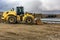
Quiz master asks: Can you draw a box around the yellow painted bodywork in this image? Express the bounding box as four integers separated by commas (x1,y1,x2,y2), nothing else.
2,10,34,22
23,13,34,21
2,11,16,21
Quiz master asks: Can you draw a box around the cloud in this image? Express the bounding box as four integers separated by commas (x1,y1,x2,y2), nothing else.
0,0,42,13
41,0,60,10
20,0,42,13
0,0,60,13
0,0,21,11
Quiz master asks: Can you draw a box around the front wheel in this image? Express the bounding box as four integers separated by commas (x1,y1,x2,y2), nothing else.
25,17,33,24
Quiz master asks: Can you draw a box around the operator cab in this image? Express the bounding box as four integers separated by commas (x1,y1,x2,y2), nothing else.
16,6,24,15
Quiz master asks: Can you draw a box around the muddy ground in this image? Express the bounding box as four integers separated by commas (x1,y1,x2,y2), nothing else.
0,23,60,40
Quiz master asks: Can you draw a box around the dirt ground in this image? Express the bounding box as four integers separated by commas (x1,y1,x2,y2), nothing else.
0,23,60,40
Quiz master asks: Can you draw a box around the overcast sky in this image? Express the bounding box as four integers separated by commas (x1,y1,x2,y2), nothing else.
0,0,60,13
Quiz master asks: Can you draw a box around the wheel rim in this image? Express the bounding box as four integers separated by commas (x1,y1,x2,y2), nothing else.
27,19,32,23
9,18,14,22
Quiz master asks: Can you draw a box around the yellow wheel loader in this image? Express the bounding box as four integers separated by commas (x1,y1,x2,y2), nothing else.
1,6,34,24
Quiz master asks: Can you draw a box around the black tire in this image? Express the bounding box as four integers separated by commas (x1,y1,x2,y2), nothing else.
25,17,33,24
8,16,16,24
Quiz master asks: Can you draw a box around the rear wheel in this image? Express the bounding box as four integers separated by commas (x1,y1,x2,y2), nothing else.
25,17,33,24
8,16,16,24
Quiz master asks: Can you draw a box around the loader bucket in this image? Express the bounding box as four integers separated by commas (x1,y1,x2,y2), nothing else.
35,18,43,25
